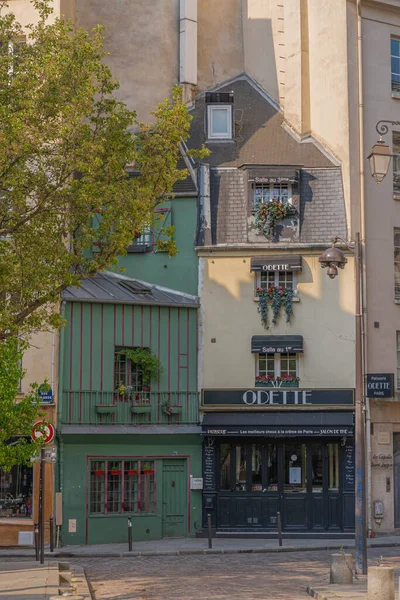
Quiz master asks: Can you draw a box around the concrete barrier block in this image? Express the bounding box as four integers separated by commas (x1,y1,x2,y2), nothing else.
330,553,353,585
368,566,394,600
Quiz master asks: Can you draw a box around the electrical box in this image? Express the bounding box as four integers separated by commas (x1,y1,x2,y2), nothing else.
374,501,384,517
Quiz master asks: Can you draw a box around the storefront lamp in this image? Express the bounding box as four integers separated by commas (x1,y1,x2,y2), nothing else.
367,139,392,184
318,240,348,279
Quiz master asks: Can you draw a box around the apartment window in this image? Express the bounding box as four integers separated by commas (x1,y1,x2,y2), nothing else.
207,105,232,139
90,459,155,515
114,349,144,394
392,38,400,92
254,183,291,207
259,270,294,291
395,229,400,299
393,132,400,198
257,353,298,379
397,332,400,389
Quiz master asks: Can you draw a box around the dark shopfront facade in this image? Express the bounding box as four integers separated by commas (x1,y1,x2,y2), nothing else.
201,389,355,536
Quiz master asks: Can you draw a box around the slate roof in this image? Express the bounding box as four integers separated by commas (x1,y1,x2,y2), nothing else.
187,77,334,168
173,156,197,195
62,272,199,308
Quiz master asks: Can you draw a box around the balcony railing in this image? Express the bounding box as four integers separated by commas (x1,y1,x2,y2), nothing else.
61,390,199,425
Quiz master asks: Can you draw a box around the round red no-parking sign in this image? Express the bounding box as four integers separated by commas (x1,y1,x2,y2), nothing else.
31,421,55,444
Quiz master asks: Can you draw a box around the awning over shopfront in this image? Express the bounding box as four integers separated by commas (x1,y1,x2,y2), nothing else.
250,255,302,272
201,411,354,437
251,335,303,354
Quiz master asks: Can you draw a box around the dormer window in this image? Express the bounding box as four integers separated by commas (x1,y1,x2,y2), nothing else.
207,105,232,140
254,182,292,207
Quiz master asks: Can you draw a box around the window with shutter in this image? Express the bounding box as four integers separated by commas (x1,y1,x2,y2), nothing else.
153,206,172,253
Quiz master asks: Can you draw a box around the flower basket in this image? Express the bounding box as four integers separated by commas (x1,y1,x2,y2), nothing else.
126,469,138,476
142,469,154,475
254,199,295,239
93,470,105,476
256,285,294,328
162,404,182,416
110,470,121,476
255,376,300,388
131,405,152,414
255,381,299,388
95,405,117,414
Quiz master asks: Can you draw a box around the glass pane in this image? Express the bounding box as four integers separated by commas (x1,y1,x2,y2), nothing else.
107,461,122,513
235,444,247,491
280,353,297,377
124,460,138,512
140,460,155,513
267,444,278,491
284,443,306,492
260,271,274,288
90,461,105,514
392,57,400,76
211,108,229,134
0,464,33,518
310,444,323,492
328,444,339,491
220,444,231,490
278,271,293,289
251,444,262,491
258,353,275,377
391,38,400,57
392,74,400,92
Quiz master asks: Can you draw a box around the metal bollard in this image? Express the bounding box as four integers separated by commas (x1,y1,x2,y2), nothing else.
128,517,132,552
49,517,54,553
207,513,212,549
277,511,283,547
34,522,39,561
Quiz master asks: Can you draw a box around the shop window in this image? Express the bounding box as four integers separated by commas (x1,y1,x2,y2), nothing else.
90,459,155,515
235,444,247,491
114,349,145,394
266,444,278,491
220,444,231,491
0,464,33,518
392,38,400,92
395,229,400,300
328,443,339,491
393,133,400,199
284,443,306,492
310,443,323,493
257,353,298,380
219,443,278,492
253,182,292,207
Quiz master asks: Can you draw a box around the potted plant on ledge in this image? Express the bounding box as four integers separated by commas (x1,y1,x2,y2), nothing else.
131,393,152,414
162,400,182,416
255,374,300,388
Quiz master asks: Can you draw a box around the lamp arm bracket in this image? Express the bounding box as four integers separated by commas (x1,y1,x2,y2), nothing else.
332,236,355,252
376,120,400,136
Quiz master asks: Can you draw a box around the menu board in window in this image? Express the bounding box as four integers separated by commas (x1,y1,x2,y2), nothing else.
203,440,216,491
344,443,355,491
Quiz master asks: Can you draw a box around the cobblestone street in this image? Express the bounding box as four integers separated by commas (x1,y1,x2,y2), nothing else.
72,547,400,600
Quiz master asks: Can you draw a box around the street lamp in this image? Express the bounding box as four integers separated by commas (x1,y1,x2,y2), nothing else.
319,234,367,575
367,120,400,183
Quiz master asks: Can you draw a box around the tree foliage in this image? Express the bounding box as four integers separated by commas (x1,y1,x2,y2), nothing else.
0,337,45,470
0,0,205,341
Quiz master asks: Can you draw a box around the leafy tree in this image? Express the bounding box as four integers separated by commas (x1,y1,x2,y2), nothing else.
0,0,207,468
0,0,205,341
0,337,46,470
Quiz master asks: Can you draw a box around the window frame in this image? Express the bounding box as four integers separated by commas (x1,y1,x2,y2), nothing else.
397,331,400,390
253,182,293,208
256,270,297,294
207,105,233,140
256,352,299,379
391,37,400,93
394,228,400,300
114,348,146,394
89,458,156,515
393,132,400,199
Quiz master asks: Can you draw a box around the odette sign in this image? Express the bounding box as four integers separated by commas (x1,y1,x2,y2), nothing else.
202,388,354,407
366,374,394,399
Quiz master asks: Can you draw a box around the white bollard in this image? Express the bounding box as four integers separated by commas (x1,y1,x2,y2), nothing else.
330,553,353,584
367,567,394,600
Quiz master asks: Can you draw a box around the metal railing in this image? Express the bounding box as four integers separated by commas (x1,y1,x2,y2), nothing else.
61,390,199,425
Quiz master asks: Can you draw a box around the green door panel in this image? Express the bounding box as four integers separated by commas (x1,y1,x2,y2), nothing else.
162,459,187,538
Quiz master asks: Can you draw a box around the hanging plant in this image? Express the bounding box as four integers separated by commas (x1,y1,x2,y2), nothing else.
256,285,294,328
117,348,162,382
254,199,293,238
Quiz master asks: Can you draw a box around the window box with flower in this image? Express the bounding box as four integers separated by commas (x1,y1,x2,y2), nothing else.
254,198,296,239
256,285,294,329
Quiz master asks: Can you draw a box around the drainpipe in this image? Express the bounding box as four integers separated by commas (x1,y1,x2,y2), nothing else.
197,164,210,398
356,0,371,536
57,301,66,494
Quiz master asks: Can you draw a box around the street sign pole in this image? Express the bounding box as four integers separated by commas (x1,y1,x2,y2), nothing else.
39,447,45,564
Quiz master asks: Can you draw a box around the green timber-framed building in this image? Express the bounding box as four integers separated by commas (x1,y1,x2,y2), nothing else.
57,170,203,545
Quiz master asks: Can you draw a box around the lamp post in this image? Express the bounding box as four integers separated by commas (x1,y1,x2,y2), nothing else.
319,234,367,575
367,121,399,183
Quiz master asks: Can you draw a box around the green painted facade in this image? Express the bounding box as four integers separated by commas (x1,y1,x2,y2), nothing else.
118,197,198,296
61,435,202,545
58,192,201,545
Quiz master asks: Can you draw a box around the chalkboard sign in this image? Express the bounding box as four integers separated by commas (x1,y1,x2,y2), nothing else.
203,439,216,491
344,443,355,490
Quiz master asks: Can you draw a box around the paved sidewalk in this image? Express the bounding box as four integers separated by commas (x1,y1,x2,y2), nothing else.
2,534,400,558
0,561,59,600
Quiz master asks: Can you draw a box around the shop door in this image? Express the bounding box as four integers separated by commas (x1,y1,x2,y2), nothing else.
282,441,341,531
162,459,187,538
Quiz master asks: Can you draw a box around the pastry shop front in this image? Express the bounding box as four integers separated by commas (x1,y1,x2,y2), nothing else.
201,388,355,536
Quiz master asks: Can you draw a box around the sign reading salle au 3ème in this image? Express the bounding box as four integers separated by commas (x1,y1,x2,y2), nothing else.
202,389,355,407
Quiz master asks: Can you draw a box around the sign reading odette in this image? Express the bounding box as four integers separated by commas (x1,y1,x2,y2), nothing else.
366,374,394,398
202,388,354,407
